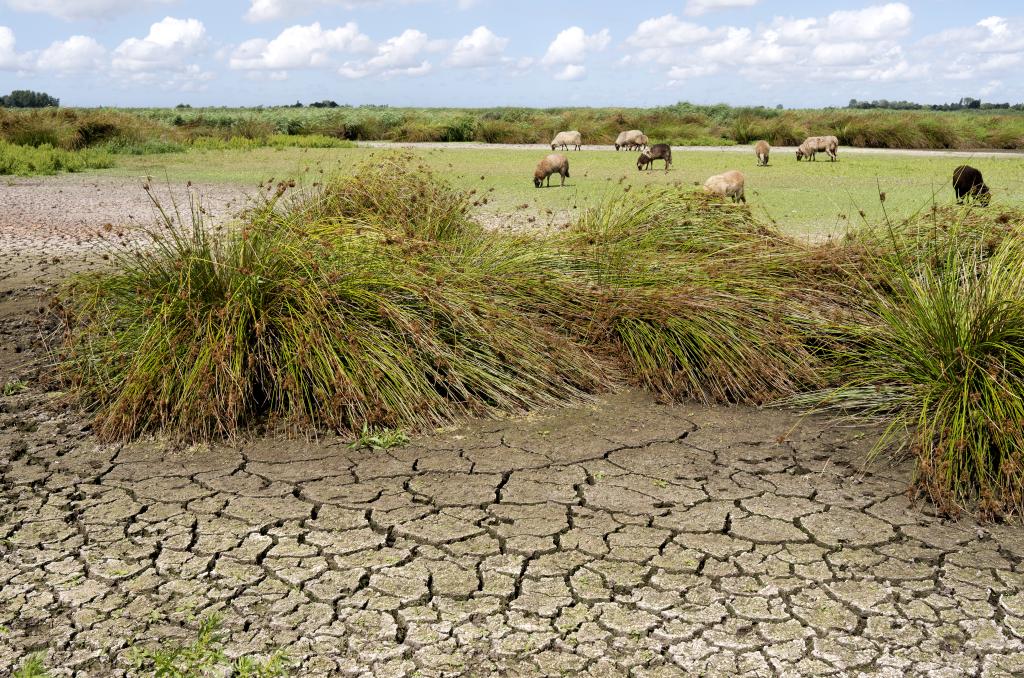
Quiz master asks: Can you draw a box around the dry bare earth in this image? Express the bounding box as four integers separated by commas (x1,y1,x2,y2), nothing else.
1,178,1024,677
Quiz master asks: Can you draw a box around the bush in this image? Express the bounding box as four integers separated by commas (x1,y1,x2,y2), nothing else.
0,140,113,175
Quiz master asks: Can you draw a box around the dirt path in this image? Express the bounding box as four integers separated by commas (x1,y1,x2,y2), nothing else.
360,141,1024,159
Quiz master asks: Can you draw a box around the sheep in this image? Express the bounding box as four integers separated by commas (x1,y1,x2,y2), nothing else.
551,130,582,151
754,140,770,166
534,153,570,188
703,170,746,203
637,143,672,172
615,130,646,151
796,136,839,162
952,165,991,206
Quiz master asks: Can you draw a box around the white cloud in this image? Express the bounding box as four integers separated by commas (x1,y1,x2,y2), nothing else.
667,63,718,83
542,27,610,66
446,26,508,68
0,26,18,69
553,64,586,81
113,17,206,72
812,42,874,66
106,17,213,90
625,4,924,86
244,0,475,22
825,3,912,41
626,15,718,48
5,0,173,21
684,0,759,18
924,16,1024,55
229,22,371,71
37,36,107,73
339,28,443,78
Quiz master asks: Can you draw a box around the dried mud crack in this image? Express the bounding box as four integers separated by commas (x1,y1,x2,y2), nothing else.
3,388,1024,677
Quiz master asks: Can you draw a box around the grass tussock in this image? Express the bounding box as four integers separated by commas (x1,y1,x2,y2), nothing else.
55,160,608,440
813,213,1024,518
52,158,1024,516
556,191,823,403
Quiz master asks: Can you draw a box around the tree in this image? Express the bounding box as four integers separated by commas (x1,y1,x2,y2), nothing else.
0,90,59,108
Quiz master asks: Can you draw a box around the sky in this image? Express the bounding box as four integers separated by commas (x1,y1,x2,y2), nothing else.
0,0,1021,108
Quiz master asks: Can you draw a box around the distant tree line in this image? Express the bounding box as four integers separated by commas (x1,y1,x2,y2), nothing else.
848,97,1024,111
1,90,60,108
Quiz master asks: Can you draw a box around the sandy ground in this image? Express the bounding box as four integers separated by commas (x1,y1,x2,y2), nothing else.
2,173,1024,676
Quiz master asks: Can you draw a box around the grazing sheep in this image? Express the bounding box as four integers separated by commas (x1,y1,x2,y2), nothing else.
796,136,838,162
551,130,583,151
637,143,672,172
754,140,770,166
615,130,646,151
534,153,570,188
952,165,991,205
703,170,746,203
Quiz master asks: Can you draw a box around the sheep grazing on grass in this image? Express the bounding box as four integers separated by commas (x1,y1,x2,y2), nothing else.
534,153,570,188
952,165,991,206
637,144,672,172
551,130,582,151
754,140,770,166
703,170,746,203
615,130,646,151
796,136,839,162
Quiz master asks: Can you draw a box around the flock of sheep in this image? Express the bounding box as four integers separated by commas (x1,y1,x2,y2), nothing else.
534,130,994,207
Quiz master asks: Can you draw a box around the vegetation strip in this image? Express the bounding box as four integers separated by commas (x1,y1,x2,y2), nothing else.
51,156,1024,516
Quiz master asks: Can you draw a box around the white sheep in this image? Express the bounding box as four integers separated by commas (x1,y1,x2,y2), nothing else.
796,136,838,161
551,130,583,151
615,130,646,151
703,170,746,203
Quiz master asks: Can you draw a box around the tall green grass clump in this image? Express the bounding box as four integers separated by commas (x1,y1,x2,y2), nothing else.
55,161,607,440
555,189,824,404
818,215,1024,517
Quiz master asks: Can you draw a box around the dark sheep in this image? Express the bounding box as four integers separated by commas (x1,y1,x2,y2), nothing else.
637,144,672,172
952,165,991,206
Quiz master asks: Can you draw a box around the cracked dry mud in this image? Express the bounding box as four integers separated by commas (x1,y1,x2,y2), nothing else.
3,391,1024,677
3,179,1024,677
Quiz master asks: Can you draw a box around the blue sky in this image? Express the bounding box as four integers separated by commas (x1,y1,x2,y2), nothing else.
0,1,1021,107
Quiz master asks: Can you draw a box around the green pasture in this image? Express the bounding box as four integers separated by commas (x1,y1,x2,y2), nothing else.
97,146,1024,236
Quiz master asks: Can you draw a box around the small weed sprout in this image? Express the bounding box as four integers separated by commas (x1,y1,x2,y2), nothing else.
12,654,51,678
350,423,410,450
129,613,289,678
2,379,28,396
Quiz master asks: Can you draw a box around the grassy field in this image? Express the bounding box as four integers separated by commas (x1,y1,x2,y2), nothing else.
97,145,1024,236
